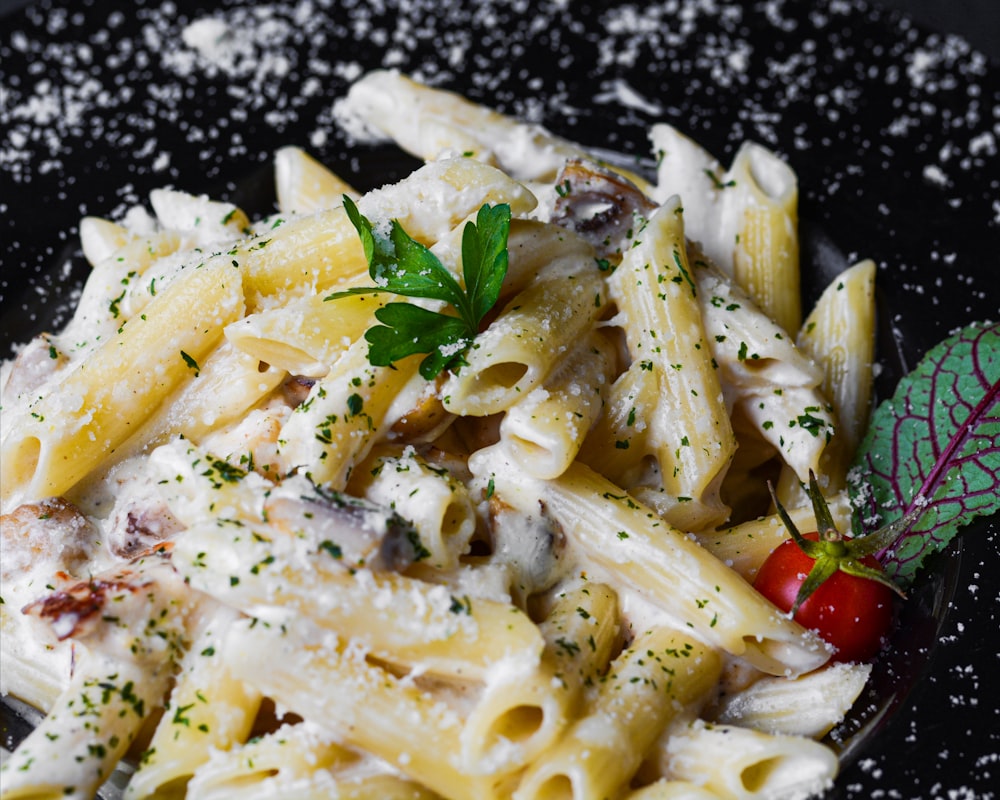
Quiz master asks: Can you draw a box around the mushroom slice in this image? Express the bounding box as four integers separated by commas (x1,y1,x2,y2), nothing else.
487,495,567,605
551,159,657,260
264,480,424,573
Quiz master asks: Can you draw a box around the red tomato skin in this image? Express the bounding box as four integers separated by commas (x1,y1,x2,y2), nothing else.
753,533,895,663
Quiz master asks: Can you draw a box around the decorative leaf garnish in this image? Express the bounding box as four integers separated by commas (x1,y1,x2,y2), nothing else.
325,196,511,380
849,321,1000,587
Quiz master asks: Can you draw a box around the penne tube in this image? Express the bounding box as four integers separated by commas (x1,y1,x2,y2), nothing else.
535,582,622,696
172,520,543,681
441,254,606,416
225,618,508,800
498,328,617,480
185,721,358,800
348,446,477,571
109,340,286,466
794,259,877,490
123,604,263,800
625,780,722,800
346,157,537,245
692,256,835,486
225,291,387,378
52,229,183,360
0,654,166,800
461,581,621,774
274,145,360,215
500,219,598,302
343,69,655,194
587,198,736,530
78,215,132,267
575,360,652,484
472,448,832,677
728,143,801,334
658,721,839,799
709,661,872,739
513,627,722,800
275,337,422,489
651,125,801,332
149,187,251,241
693,491,853,581
186,720,442,800
1,259,245,505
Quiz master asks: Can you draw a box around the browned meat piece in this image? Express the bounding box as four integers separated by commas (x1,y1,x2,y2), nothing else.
0,497,97,585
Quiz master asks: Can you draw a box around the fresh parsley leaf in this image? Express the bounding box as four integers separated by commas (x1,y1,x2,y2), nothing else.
180,350,200,376
461,201,510,323
364,304,471,376
325,196,511,379
849,320,1000,588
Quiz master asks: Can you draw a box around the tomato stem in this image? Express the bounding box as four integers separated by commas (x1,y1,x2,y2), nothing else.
767,476,906,613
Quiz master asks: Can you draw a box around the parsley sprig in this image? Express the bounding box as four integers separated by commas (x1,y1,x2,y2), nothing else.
325,196,511,380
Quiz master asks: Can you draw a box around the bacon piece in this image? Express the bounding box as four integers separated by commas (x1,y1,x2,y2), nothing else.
21,544,191,663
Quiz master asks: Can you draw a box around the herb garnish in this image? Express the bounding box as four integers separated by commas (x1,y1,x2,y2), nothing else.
325,196,511,380
849,321,1000,587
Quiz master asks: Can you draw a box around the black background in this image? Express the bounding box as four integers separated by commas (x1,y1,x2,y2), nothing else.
0,0,996,56
1,1,998,799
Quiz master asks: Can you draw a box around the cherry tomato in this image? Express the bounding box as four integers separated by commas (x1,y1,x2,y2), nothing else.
753,532,895,663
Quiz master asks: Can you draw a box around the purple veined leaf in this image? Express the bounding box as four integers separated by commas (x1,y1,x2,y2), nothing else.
849,321,1000,588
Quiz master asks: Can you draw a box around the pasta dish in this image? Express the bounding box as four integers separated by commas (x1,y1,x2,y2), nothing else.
2,70,891,800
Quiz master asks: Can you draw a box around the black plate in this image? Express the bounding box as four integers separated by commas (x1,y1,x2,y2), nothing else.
1,1,998,797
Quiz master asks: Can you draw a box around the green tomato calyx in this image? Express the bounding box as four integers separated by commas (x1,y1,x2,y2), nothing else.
770,472,909,616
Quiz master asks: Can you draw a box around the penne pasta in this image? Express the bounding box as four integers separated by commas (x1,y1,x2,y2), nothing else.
625,780,722,800
471,448,831,677
692,256,836,487
1,69,898,800
651,125,801,332
441,252,606,417
793,259,877,491
348,445,477,571
274,145,360,215
274,337,423,488
498,329,617,479
224,618,508,800
709,662,872,739
109,340,287,467
656,720,839,800
513,627,721,800
1,260,245,505
461,581,621,774
1,654,165,800
694,491,853,581
186,720,442,800
123,604,263,800
225,291,387,379
78,215,134,267
582,198,736,530
343,69,655,195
